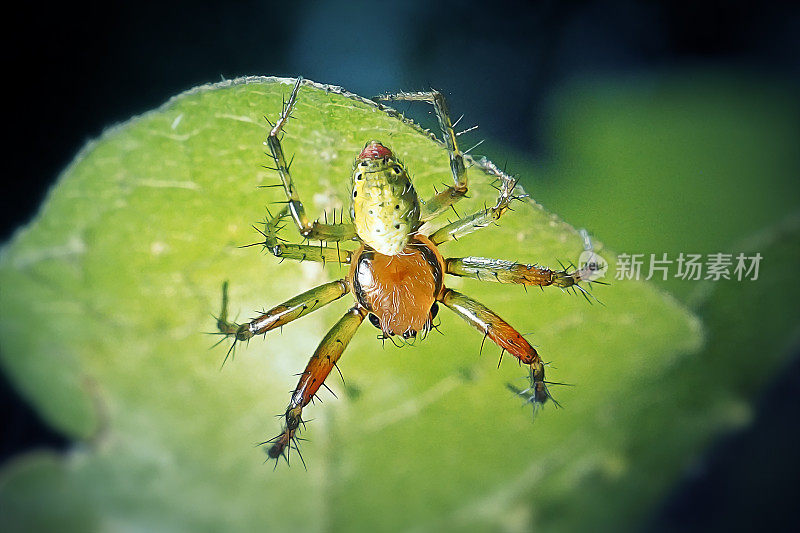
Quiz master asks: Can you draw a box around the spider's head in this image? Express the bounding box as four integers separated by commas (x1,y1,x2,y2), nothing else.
351,141,421,255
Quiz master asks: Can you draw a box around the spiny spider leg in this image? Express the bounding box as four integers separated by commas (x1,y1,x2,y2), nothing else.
429,158,519,244
438,289,551,404
216,279,350,344
252,206,353,266
375,89,468,221
266,77,356,242
266,305,367,462
444,257,594,291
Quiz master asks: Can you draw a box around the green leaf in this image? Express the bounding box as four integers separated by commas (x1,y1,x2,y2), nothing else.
532,71,800,302
0,77,699,532
472,71,800,530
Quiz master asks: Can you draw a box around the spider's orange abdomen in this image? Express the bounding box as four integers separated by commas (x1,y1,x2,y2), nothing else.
349,234,445,338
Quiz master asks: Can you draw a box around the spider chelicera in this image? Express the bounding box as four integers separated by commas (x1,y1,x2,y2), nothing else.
216,78,596,466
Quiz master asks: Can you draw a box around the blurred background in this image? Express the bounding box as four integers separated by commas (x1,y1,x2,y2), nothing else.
3,0,799,531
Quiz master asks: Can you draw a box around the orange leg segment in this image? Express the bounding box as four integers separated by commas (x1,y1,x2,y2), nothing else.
439,289,550,404
266,305,367,463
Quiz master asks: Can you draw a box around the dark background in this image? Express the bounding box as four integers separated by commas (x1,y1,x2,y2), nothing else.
3,1,799,530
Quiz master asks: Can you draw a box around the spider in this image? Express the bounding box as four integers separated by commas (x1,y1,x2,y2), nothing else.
215,78,596,466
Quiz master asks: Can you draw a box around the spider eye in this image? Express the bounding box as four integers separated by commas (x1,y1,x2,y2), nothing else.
368,313,381,329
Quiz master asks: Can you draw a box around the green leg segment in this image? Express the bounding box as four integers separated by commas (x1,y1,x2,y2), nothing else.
376,89,467,220
216,279,350,342
265,77,357,241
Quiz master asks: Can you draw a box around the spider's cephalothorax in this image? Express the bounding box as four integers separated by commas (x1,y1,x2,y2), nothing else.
350,141,421,255
216,78,601,467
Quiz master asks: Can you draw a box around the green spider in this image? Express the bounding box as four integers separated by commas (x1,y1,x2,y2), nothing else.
216,78,597,466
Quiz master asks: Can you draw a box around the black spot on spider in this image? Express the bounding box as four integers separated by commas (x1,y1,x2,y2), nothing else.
395,205,400,209
368,313,381,329
353,191,357,198
394,224,400,229
355,173,363,180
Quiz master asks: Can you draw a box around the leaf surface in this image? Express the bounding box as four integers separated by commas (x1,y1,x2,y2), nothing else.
0,77,700,532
